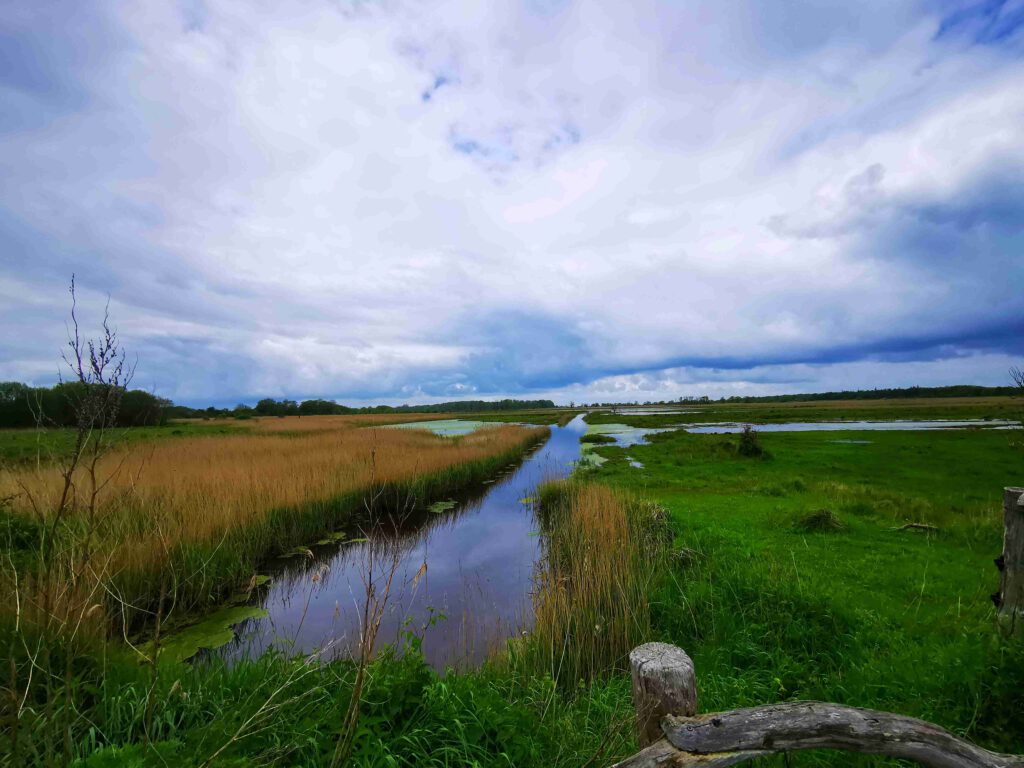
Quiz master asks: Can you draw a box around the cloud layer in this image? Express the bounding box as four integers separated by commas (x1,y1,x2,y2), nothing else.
1,0,1022,404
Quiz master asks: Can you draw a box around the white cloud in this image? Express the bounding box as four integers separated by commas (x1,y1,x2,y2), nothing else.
0,1,1021,404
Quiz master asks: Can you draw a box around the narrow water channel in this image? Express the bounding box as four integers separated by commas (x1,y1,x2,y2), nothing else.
223,415,588,670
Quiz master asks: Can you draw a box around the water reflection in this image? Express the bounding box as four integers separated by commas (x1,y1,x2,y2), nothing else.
222,415,588,670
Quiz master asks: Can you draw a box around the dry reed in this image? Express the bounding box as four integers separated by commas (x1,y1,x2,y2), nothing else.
518,481,670,684
1,416,546,636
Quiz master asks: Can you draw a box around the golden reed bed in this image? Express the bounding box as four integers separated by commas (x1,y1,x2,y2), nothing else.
1,415,546,633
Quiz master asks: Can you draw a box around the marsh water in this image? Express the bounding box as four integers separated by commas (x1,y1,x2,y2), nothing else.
223,415,588,670
218,413,1018,669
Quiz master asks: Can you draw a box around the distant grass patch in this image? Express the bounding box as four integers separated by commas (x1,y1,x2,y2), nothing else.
0,420,250,465
474,409,582,426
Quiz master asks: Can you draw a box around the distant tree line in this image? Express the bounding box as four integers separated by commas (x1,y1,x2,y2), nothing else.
6,379,1014,429
361,398,556,414
0,381,169,428
162,398,354,420
139,396,558,423
563,385,1019,409
714,384,1020,403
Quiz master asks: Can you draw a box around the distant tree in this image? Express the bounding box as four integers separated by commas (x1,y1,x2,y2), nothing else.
0,382,166,429
298,398,350,415
254,398,276,416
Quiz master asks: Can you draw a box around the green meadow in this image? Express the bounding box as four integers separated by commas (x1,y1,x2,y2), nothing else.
586,423,1024,754
3,397,1023,766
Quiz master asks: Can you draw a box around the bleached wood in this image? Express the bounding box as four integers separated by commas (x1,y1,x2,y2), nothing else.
630,643,697,747
659,702,1024,768
612,738,764,767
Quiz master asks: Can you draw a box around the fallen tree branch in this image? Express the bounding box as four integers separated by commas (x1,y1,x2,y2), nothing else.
653,702,1024,768
894,523,939,533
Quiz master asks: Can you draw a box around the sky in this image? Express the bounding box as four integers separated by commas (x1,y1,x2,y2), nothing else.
1,0,1022,406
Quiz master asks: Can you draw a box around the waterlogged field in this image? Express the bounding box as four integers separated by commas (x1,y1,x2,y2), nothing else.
3,397,1023,767
588,395,1021,426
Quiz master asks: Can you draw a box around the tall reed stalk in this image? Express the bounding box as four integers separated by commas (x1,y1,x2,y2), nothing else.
517,481,670,684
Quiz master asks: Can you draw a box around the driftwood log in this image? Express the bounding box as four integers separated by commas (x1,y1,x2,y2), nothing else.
996,487,1024,634
615,644,1024,768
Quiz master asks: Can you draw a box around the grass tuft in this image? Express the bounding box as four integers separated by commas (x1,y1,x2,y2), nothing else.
794,508,846,533
516,481,670,684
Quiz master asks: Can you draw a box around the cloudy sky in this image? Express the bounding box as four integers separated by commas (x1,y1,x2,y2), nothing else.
1,0,1022,406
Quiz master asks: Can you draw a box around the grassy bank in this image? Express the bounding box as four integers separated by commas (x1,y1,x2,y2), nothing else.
46,646,632,768
473,409,582,426
583,421,1024,764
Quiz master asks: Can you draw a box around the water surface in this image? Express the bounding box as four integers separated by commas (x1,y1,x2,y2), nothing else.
385,419,499,437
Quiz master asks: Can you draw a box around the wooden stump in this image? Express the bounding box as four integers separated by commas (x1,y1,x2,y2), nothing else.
629,642,696,747
998,487,1024,634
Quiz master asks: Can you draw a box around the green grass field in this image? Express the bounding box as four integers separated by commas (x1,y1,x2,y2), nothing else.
581,417,1024,763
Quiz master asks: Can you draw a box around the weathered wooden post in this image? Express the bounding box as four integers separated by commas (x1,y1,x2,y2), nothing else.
629,642,696,747
996,487,1024,634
